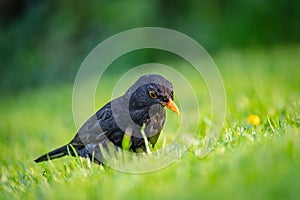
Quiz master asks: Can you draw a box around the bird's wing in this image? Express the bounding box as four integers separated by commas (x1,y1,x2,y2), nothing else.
70,114,108,146
70,102,115,147
68,100,127,163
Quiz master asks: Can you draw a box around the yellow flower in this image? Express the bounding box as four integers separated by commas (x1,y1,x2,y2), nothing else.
248,114,261,126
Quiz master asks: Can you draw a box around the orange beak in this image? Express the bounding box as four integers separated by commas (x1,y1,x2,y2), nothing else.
162,98,180,115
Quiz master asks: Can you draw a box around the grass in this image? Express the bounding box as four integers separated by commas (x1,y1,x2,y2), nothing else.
1,46,300,200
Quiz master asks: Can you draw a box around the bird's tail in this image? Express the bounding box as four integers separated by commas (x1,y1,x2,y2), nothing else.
34,145,69,163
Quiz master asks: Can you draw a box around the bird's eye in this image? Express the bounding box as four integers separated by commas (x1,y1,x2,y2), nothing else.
148,90,157,99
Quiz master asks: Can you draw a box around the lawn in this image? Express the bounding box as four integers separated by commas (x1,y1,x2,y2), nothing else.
0,46,300,200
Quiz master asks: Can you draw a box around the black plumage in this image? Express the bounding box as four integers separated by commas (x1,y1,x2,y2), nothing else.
34,74,179,164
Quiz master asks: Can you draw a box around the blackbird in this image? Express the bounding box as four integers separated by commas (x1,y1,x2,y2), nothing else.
34,74,180,164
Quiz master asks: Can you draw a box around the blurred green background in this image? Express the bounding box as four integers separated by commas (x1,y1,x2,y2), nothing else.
1,0,299,93
1,1,300,200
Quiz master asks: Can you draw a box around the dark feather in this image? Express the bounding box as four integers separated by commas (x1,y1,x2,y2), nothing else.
34,74,175,165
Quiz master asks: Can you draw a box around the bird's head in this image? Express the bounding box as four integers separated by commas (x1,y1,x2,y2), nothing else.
125,74,180,115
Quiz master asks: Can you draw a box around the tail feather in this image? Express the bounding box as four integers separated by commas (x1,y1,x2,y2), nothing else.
34,145,69,163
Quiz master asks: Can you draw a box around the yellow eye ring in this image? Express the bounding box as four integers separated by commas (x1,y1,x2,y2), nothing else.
148,90,157,98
